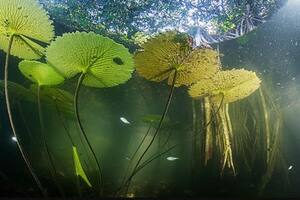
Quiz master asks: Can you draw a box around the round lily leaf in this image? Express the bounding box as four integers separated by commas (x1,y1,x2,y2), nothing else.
135,31,219,87
167,48,220,86
46,31,134,88
188,69,261,103
18,60,64,86
0,0,54,59
135,31,192,85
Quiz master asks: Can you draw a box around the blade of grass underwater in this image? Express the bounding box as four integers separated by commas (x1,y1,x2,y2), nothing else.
72,146,92,187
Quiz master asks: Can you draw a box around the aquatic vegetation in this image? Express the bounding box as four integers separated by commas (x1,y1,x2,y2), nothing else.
73,146,92,188
189,69,261,104
0,80,35,102
0,81,74,117
18,61,64,86
141,114,171,127
0,0,54,196
135,31,219,87
29,85,74,117
18,60,65,194
189,69,261,175
0,0,54,59
119,31,220,194
225,82,286,192
46,31,134,193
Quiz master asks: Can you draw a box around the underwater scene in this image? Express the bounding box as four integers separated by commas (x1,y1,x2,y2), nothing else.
0,0,300,198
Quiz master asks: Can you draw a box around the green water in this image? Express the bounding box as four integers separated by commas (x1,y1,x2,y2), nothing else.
0,0,300,198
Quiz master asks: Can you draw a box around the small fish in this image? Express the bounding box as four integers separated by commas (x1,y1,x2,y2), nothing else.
288,165,293,170
166,156,179,161
57,171,66,177
11,136,17,142
125,156,131,161
120,117,130,124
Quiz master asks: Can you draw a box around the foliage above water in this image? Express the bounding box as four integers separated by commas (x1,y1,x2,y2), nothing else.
39,0,286,46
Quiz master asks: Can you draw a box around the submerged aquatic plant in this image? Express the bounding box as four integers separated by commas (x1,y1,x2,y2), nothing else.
0,80,74,117
46,31,134,193
120,31,220,194
18,60,65,194
189,69,261,175
0,0,54,196
72,146,92,188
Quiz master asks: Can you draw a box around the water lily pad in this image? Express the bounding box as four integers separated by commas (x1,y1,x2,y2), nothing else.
0,0,54,59
46,31,134,88
19,60,64,86
135,31,220,87
188,69,261,103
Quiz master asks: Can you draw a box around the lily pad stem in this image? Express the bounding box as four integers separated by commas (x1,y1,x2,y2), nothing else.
123,70,178,193
37,85,65,196
74,73,103,195
4,35,47,197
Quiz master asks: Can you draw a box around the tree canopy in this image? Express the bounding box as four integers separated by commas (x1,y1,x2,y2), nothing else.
40,0,286,46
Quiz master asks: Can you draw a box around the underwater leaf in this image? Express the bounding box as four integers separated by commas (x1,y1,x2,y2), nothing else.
46,31,134,88
30,84,74,116
135,31,219,87
0,0,54,59
72,146,92,187
0,80,35,102
188,69,261,103
142,114,171,126
19,60,64,86
0,80,73,116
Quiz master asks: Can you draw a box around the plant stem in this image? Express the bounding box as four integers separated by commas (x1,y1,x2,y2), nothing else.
204,97,212,165
74,73,103,195
259,87,270,164
121,125,152,184
37,85,65,197
218,104,235,176
122,70,178,194
123,144,177,187
4,35,47,197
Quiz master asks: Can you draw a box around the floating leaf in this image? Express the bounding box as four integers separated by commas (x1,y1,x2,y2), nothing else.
135,31,191,84
19,60,64,86
188,69,261,103
46,31,134,88
167,48,220,86
135,31,219,87
72,146,92,187
0,0,54,59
